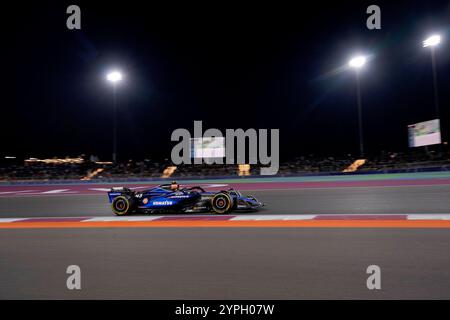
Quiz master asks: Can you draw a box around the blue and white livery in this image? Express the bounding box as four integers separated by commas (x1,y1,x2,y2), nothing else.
107,182,263,215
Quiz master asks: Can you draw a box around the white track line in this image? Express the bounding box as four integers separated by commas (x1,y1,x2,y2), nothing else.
0,218,29,223
407,214,450,220
82,216,165,222
230,215,317,221
2,214,450,223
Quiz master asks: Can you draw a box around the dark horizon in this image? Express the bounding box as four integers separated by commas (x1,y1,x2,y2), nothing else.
4,1,450,162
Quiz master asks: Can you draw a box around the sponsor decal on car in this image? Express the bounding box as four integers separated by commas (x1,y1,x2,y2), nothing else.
152,200,174,206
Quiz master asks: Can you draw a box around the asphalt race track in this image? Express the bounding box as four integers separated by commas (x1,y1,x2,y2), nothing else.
1,185,450,218
1,174,450,299
1,228,450,299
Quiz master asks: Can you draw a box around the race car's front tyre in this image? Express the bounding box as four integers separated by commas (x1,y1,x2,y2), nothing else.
211,192,234,214
111,195,134,216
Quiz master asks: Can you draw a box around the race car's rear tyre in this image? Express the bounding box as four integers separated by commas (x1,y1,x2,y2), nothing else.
112,195,134,216
211,192,234,214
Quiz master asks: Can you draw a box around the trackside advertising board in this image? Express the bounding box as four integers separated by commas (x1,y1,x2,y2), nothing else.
408,119,441,147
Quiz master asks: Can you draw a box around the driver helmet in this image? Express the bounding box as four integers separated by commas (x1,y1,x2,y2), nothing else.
170,181,179,191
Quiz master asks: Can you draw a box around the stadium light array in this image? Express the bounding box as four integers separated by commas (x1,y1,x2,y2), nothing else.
106,71,123,83
423,35,441,48
348,56,367,69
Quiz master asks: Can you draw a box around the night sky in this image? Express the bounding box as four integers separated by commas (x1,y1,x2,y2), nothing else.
4,1,450,162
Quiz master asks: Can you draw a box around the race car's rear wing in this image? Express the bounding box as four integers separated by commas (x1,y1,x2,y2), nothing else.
110,187,133,193
107,187,134,202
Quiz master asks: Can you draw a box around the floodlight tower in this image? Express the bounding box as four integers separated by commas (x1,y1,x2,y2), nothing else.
423,35,442,119
106,70,123,163
348,55,367,157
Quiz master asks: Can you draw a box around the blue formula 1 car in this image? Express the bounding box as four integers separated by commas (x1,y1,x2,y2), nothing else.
107,181,263,215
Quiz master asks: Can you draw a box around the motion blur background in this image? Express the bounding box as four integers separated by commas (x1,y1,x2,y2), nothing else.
2,0,450,179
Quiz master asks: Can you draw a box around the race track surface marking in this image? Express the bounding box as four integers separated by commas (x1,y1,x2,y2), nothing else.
1,214,450,229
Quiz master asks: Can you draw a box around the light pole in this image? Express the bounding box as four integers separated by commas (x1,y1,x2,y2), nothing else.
348,55,367,158
422,35,441,120
106,71,123,163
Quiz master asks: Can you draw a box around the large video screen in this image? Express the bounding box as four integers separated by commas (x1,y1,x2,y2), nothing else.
408,119,441,147
191,137,225,158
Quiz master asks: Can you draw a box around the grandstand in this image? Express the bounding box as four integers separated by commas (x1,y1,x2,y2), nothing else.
1,149,449,182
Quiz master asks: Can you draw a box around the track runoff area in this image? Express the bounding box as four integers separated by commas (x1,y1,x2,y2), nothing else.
1,172,450,228
2,172,450,299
